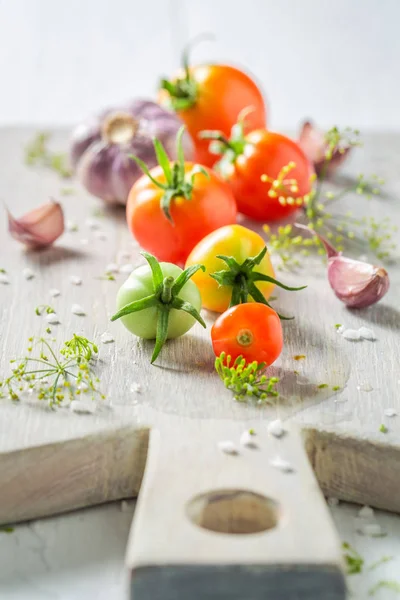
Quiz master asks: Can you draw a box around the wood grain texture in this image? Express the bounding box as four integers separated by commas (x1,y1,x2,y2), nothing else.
0,128,399,528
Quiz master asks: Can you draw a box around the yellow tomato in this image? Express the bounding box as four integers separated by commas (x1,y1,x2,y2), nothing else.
185,224,275,313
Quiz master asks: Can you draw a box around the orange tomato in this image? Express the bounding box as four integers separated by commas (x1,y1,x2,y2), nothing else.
211,303,283,365
159,64,266,167
206,127,314,221
127,164,237,265
185,224,275,313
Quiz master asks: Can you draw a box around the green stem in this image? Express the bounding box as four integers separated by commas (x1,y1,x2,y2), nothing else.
160,276,174,303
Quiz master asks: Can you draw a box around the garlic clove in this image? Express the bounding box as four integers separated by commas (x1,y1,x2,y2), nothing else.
299,121,351,177
7,200,64,249
328,257,389,308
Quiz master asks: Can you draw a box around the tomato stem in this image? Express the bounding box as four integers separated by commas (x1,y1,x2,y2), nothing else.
160,276,174,304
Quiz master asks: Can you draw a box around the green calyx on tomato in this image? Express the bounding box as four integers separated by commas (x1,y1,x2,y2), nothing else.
129,126,208,223
210,245,306,319
199,107,252,173
111,252,206,363
159,34,214,112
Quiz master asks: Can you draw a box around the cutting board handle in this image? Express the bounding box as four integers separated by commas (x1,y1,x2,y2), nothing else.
126,421,346,600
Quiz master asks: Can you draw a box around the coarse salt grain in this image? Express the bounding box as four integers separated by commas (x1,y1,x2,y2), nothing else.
358,327,376,341
0,273,10,284
359,523,384,537
337,325,345,334
45,313,60,325
130,382,142,393
70,275,82,285
358,505,374,519
70,400,96,414
384,408,397,417
101,332,114,344
267,419,285,438
22,268,34,280
269,456,294,473
119,263,134,273
342,329,361,341
49,288,61,297
240,430,257,448
218,440,238,455
71,304,86,316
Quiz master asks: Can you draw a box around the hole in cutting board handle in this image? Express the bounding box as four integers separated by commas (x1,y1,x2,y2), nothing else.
186,489,279,534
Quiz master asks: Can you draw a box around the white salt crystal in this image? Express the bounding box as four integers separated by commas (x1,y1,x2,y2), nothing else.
49,288,61,297
70,275,82,285
45,313,60,324
342,329,361,341
119,263,134,274
22,268,34,280
359,523,384,537
70,400,96,414
218,441,238,455
267,419,285,438
384,408,397,417
358,327,376,341
269,456,294,473
106,263,119,273
71,304,86,316
240,431,257,448
130,382,142,393
101,332,114,344
327,497,339,507
0,273,9,284
358,505,374,519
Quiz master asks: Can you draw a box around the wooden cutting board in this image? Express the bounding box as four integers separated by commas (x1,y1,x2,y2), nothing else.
0,128,399,598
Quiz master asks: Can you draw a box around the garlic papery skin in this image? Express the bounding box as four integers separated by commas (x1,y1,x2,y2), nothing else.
298,121,350,177
7,200,64,249
70,99,194,206
328,257,389,308
295,223,390,308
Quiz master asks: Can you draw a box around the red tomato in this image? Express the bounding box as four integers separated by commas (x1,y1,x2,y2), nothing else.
159,64,266,167
206,127,314,221
127,163,237,265
211,303,283,365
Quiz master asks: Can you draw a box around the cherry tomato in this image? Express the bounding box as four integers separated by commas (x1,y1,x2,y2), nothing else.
185,224,275,313
127,164,236,265
205,125,314,221
211,303,283,365
159,64,266,167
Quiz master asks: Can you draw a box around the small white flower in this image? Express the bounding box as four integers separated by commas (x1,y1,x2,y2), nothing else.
358,327,376,341
384,408,397,417
240,430,257,448
70,400,96,414
119,263,134,273
70,275,82,285
130,382,142,393
0,273,10,284
342,328,361,341
45,313,60,325
218,440,238,455
267,419,285,438
358,505,374,519
269,456,294,473
22,268,35,280
101,332,114,344
71,304,86,316
49,288,61,297
106,263,119,273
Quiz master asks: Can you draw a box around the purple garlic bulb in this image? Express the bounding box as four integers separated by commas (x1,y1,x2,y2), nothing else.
70,100,194,206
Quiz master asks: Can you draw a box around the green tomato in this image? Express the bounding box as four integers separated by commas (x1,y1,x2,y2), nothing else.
116,262,202,340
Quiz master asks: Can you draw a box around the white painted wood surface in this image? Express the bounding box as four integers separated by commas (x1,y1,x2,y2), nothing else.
1,0,400,131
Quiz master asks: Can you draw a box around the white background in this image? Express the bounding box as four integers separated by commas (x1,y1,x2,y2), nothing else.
1,0,400,130
1,1,400,598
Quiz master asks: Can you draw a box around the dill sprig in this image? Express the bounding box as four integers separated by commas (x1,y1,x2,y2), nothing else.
25,132,72,178
342,542,364,575
263,127,397,269
369,580,400,596
215,352,279,403
35,304,55,316
0,335,104,408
